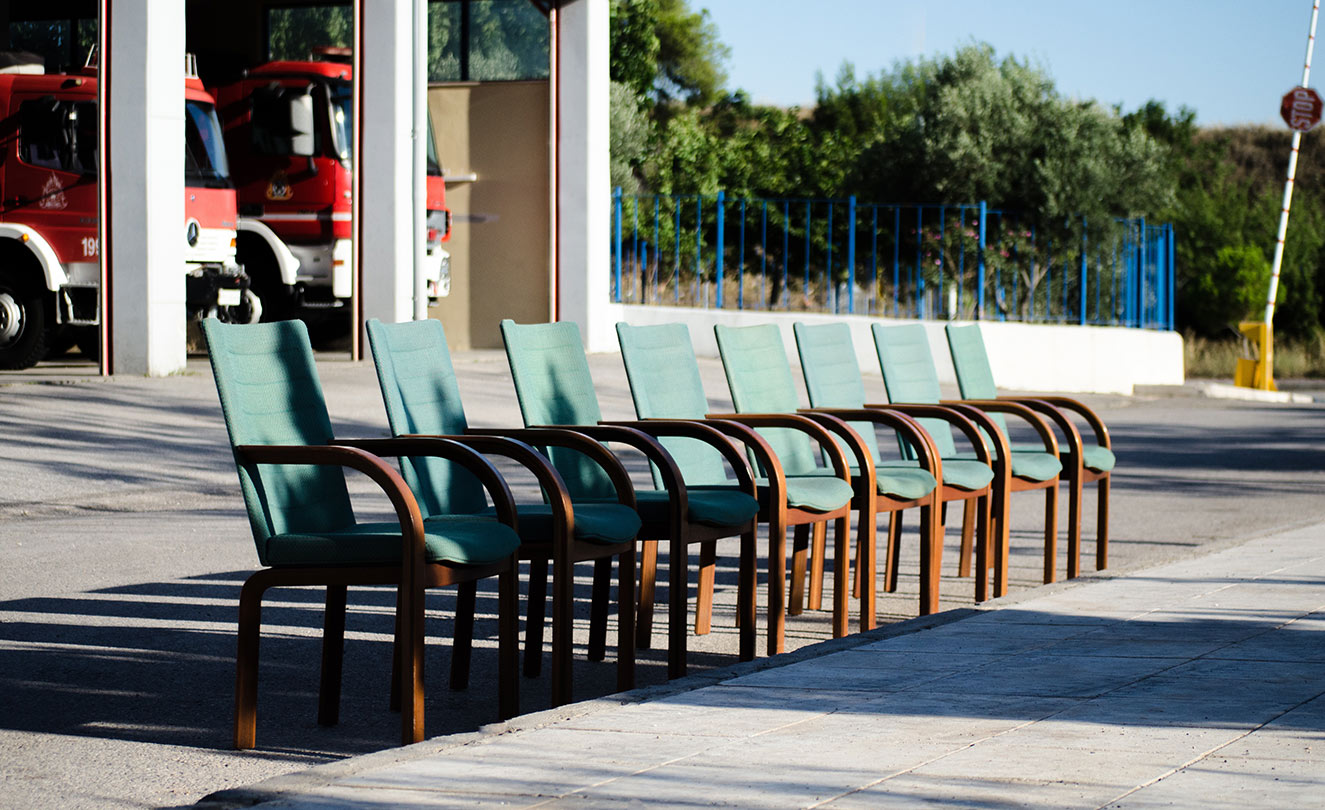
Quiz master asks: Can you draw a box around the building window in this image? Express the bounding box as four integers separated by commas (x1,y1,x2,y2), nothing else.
429,0,549,83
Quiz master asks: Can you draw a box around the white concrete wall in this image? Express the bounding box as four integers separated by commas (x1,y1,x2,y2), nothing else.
359,0,417,325
556,0,612,351
107,0,186,375
605,304,1184,395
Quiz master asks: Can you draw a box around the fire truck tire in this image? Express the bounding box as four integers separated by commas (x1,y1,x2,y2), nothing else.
0,274,48,370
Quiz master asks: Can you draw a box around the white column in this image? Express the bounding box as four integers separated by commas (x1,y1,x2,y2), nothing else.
556,0,611,350
358,0,416,326
107,0,186,375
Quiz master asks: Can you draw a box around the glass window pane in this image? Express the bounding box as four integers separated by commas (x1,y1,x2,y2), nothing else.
468,0,548,81
428,0,463,82
267,5,353,62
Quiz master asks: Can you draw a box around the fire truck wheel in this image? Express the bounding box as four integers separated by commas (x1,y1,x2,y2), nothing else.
0,275,48,370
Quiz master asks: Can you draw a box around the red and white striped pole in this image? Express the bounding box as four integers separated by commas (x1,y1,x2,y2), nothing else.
1265,0,1320,325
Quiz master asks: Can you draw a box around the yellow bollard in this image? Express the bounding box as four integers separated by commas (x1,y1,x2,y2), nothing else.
1234,321,1277,391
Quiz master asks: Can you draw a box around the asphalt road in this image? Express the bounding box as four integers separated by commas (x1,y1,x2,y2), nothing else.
2,351,1324,809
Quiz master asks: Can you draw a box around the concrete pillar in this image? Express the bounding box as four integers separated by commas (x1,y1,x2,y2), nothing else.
107,0,186,375
556,0,611,350
357,0,418,327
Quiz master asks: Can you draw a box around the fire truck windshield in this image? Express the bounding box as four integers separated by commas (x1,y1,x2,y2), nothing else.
329,80,352,166
185,100,231,188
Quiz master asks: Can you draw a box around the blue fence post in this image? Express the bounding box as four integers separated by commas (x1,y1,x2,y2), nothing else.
1167,224,1176,330
827,201,835,312
937,205,946,318
652,196,660,302
612,187,623,302
871,206,879,315
738,197,746,309
1079,216,1088,325
892,206,901,316
715,191,726,309
977,200,987,319
847,195,857,314
760,201,767,309
782,200,790,309
694,196,703,306
914,206,924,317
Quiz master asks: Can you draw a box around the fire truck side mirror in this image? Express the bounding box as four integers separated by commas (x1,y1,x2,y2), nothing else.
288,94,315,157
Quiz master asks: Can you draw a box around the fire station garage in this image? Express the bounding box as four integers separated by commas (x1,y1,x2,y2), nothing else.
0,0,608,374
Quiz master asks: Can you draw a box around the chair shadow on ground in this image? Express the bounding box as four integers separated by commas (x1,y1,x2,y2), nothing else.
0,555,740,759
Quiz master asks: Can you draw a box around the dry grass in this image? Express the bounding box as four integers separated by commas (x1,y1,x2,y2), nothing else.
1185,332,1325,379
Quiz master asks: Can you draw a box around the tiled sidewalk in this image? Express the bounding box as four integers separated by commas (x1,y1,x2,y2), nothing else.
203,522,1325,809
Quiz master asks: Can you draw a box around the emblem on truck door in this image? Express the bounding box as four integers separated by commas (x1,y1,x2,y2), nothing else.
266,171,293,201
186,219,201,247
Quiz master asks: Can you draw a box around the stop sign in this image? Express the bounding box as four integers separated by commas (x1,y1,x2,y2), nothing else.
1281,86,1323,132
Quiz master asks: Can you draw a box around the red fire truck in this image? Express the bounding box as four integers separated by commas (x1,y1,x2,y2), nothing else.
0,52,251,370
0,52,252,369
212,57,451,330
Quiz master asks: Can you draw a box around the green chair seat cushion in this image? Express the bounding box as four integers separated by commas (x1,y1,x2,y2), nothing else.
1010,442,1115,473
954,449,1061,481
477,502,641,545
631,488,760,529
872,461,939,501
936,458,996,491
753,473,855,512
265,517,522,567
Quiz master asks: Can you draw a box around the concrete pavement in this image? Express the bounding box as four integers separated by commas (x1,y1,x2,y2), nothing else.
2,352,1325,808
202,520,1325,809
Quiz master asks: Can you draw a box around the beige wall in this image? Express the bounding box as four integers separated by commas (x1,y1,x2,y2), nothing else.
428,82,551,349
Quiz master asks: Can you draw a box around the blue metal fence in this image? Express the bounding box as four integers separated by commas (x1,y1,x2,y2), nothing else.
610,189,1176,331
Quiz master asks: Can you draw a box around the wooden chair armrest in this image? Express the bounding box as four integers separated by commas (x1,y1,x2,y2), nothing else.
864,403,995,465
330,437,518,529
1010,395,1111,449
533,423,690,524
236,443,429,567
941,399,1060,457
703,412,852,481
800,406,941,476
603,418,756,495
462,427,636,509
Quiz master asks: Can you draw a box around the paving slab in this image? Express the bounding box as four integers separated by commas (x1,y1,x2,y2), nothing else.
197,522,1325,809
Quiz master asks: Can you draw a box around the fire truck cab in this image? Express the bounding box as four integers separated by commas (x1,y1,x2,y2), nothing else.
0,51,252,369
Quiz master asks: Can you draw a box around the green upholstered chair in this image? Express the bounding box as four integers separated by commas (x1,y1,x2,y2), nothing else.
872,323,1066,598
793,321,989,614
201,318,521,750
500,319,761,679
617,322,860,652
366,318,640,707
946,323,1114,576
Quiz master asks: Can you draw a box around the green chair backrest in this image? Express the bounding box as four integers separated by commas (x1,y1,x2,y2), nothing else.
945,323,1010,436
499,319,616,500
202,318,355,565
365,318,488,517
713,323,819,475
871,323,959,458
616,322,730,487
792,322,883,465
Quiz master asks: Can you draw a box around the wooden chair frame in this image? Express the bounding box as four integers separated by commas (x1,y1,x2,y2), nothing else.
232,438,520,750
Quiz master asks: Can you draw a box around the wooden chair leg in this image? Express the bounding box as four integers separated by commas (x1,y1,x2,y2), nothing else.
975,493,991,603
667,536,689,680
617,546,637,692
808,521,828,611
695,540,716,635
233,576,265,750
1043,481,1060,585
588,557,611,662
789,524,809,616
389,607,401,712
400,579,425,746
551,553,576,708
737,528,757,661
885,511,903,593
831,515,850,638
317,584,347,727
992,480,1012,598
1066,467,1084,579
523,556,548,678
957,499,976,578
1096,473,1110,571
498,564,520,721
450,581,476,691
918,498,942,616
636,539,658,650
767,516,788,657
859,508,877,632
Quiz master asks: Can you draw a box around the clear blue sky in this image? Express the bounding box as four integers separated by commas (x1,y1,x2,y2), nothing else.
701,0,1318,127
